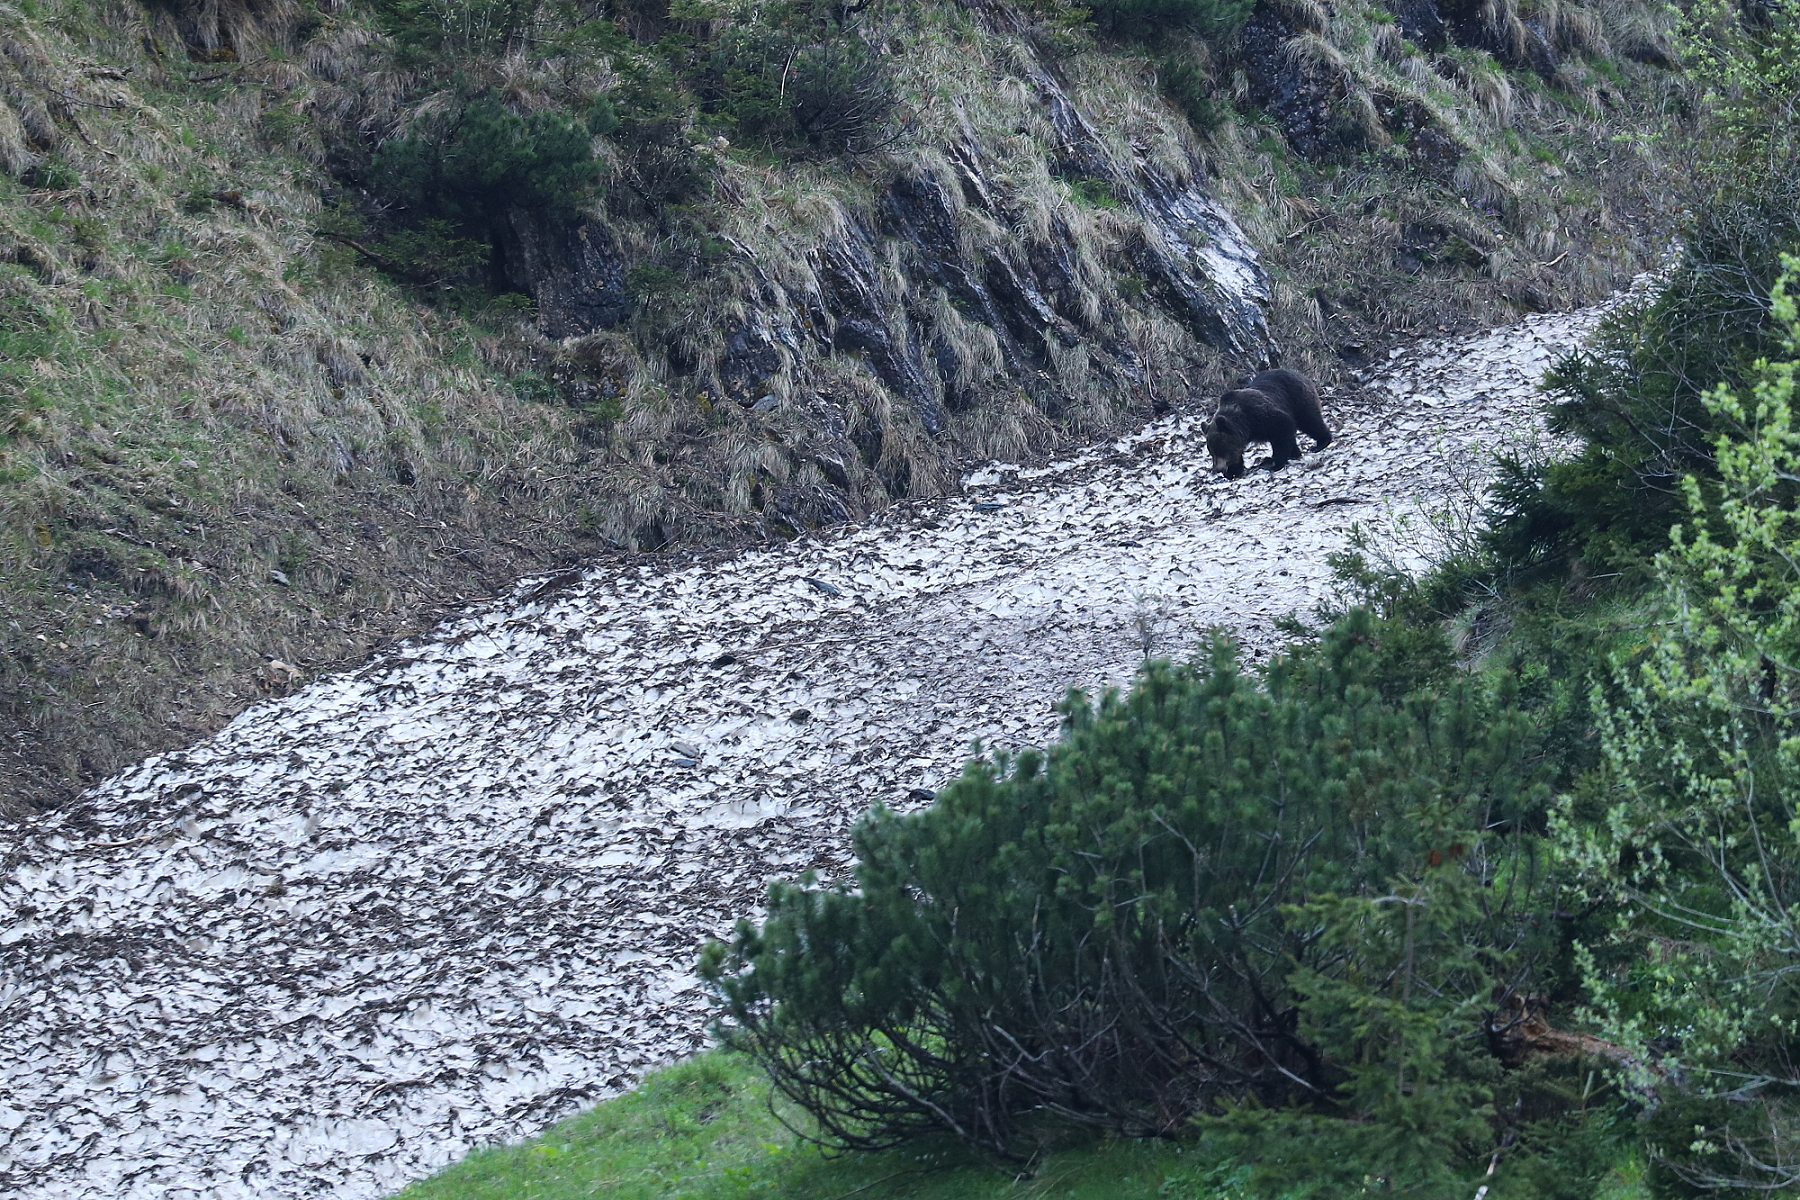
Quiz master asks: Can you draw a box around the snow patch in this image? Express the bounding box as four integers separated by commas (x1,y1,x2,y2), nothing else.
0,300,1613,1200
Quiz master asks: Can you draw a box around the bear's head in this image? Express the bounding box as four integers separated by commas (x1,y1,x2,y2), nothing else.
1205,405,1251,478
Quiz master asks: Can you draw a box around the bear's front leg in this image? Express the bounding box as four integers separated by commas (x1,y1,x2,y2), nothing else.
1262,431,1302,472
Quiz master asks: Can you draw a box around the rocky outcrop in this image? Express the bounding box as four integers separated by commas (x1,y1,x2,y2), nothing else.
498,207,629,340
1387,0,1451,50
493,36,1273,513
1236,5,1358,160
815,226,946,434
1231,0,1671,170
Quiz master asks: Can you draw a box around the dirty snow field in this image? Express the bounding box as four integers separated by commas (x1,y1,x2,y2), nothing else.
1,304,1605,1199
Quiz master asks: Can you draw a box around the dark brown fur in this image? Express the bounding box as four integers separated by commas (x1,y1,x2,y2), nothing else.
1205,369,1332,478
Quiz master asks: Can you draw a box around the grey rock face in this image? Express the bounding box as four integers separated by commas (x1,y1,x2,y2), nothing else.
499,62,1273,447
1235,5,1354,160
499,207,629,339
1388,0,1451,50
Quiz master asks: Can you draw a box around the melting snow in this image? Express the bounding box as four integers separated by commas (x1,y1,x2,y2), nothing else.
0,302,1611,1199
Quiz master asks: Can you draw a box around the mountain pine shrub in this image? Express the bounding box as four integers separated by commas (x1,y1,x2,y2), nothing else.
1486,0,1800,574
705,0,896,155
701,613,1568,1163
372,0,554,63
354,93,604,292
1087,0,1252,40
370,95,600,228
1159,53,1229,134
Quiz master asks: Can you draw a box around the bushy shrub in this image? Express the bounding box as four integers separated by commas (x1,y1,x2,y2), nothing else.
602,63,712,212
1160,54,1227,133
357,92,604,294
1562,270,1800,1191
373,0,549,63
1486,0,1800,574
1088,0,1252,40
370,95,600,227
702,614,1564,1162
706,0,895,155
359,219,491,287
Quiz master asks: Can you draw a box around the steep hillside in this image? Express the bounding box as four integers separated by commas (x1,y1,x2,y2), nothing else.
0,0,1680,810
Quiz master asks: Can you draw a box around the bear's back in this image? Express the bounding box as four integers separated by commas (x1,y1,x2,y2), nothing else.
1216,387,1292,432
1244,368,1329,445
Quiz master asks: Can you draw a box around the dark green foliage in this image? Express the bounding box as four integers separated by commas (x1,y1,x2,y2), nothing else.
1318,548,1462,699
702,0,896,155
625,262,681,311
1636,1093,1743,1198
612,61,691,149
1487,602,1624,796
357,92,601,295
702,613,1565,1163
1159,54,1227,133
1480,259,1791,576
1195,1103,1496,1197
1087,0,1252,40
1485,0,1800,574
605,62,710,211
364,219,492,287
372,0,549,63
370,95,598,226
1324,538,1637,812
585,95,620,139
1485,1061,1640,1200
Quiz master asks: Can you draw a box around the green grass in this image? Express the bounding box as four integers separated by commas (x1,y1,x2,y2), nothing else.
392,1052,1654,1200
391,1052,1239,1200
1064,178,1121,210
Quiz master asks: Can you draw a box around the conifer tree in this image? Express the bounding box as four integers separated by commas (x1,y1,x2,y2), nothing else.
702,615,1563,1162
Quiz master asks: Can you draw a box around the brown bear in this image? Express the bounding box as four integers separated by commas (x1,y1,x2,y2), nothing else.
1204,368,1332,479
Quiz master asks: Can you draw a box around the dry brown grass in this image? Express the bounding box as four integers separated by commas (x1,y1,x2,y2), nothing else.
0,0,1685,813
0,0,624,812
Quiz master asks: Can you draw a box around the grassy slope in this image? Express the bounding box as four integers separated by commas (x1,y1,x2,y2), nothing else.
0,0,1679,812
392,1051,1653,1200
0,0,609,810
1206,0,1682,373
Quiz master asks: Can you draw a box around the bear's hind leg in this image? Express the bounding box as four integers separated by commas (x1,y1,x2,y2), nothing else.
1297,407,1333,450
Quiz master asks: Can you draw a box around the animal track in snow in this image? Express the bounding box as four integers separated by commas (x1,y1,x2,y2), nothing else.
0,302,1609,1200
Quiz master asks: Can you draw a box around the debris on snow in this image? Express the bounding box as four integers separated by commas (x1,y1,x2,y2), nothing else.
0,303,1611,1200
